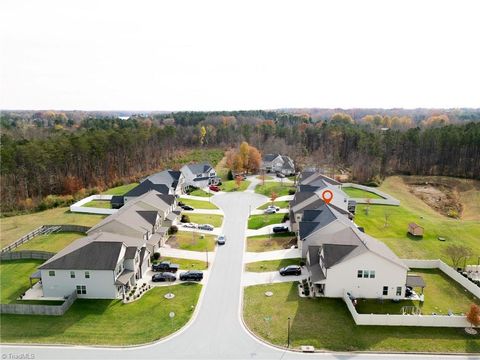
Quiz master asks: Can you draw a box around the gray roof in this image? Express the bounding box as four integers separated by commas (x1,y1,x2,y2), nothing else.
263,154,280,162
322,243,358,268
300,172,341,186
124,246,138,259
298,206,337,239
406,274,426,288
184,162,213,175
306,246,326,283
115,270,135,285
137,210,158,226
124,180,170,198
146,170,182,189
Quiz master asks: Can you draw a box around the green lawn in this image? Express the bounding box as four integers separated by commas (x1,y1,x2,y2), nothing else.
0,207,106,248
246,233,297,252
356,269,480,315
186,213,223,227
248,213,285,229
342,186,383,199
243,282,480,353
188,188,213,197
1,259,44,303
245,258,302,272
179,198,218,210
254,182,295,197
353,177,480,264
157,257,207,270
16,232,84,253
257,201,290,210
166,231,216,251
256,175,274,181
101,183,138,196
1,283,202,345
81,200,112,209
220,180,251,192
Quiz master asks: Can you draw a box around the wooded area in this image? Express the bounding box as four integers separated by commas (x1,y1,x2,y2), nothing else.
1,110,479,213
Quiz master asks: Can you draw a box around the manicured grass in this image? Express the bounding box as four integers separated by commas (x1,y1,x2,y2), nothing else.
1,283,202,345
167,231,216,251
220,180,251,192
101,183,138,195
356,268,480,315
16,232,84,253
245,258,302,272
353,177,480,264
248,213,285,229
342,186,383,199
243,282,480,353
0,207,106,248
186,213,223,227
254,182,295,197
0,259,44,303
179,198,219,210
188,188,213,197
257,201,290,210
81,200,112,209
158,257,207,270
246,233,297,252
256,175,274,181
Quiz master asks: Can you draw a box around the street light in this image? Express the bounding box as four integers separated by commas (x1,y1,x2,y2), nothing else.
287,316,291,348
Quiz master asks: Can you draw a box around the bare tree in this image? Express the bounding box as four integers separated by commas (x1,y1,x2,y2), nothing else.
466,304,480,334
443,244,471,269
383,210,390,228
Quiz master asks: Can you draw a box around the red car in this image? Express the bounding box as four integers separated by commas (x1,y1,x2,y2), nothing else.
209,185,220,192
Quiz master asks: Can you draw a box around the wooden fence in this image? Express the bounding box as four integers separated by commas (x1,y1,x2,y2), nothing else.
0,250,55,261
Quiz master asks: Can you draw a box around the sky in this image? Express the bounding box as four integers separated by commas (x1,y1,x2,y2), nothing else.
1,0,479,111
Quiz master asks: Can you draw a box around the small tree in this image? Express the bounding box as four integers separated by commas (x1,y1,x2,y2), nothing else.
153,252,161,261
364,198,372,215
168,225,178,235
466,304,480,334
443,244,471,269
181,214,190,223
383,210,390,228
235,176,242,190
227,169,234,180
270,191,278,205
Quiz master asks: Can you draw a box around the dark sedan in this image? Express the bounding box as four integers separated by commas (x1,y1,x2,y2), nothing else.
152,272,176,282
273,226,289,233
179,270,203,281
279,265,302,276
181,205,194,211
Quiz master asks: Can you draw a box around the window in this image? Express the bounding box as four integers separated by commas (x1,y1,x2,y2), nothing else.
85,271,90,279
382,286,388,296
396,287,402,296
48,270,55,277
369,271,375,278
357,270,363,278
363,270,369,278
76,285,87,295
70,271,75,278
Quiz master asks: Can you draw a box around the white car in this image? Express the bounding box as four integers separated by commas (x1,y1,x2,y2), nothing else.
198,224,214,231
217,235,226,245
183,222,198,229
264,208,276,214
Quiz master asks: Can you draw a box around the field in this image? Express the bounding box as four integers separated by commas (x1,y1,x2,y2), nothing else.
185,213,223,227
166,231,216,252
81,200,112,209
1,283,202,345
246,233,296,252
257,201,290,210
356,269,480,315
0,207,106,248
248,213,285,229
220,180,250,192
254,183,295,197
101,183,138,195
354,176,480,264
15,232,84,253
157,257,207,270
179,198,219,210
245,258,301,272
342,187,383,199
243,282,480,353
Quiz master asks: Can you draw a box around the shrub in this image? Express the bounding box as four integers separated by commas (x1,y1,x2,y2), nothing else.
227,169,234,180
153,252,161,261
299,261,305,267
168,225,179,235
447,209,459,218
282,213,289,223
288,188,296,195
181,214,190,223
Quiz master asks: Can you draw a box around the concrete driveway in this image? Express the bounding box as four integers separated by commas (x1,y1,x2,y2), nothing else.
242,269,308,286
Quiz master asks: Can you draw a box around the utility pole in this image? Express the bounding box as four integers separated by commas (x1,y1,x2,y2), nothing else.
287,316,291,348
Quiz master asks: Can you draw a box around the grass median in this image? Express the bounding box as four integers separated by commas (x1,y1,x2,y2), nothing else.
179,198,218,210
246,233,296,252
248,213,285,229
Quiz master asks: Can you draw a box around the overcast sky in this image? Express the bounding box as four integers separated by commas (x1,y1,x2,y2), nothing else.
1,0,479,111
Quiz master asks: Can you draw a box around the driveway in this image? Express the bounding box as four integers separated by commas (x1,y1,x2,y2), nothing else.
242,269,307,286
244,248,301,263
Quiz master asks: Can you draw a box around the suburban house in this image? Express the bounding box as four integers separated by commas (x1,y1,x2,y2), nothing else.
144,169,185,196
260,154,295,175
38,231,150,299
180,162,219,189
123,179,173,204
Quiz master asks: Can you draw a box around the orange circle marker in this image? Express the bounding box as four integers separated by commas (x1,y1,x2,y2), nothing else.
322,190,333,204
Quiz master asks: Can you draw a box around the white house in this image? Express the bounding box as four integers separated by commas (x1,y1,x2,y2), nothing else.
38,232,150,299
180,162,219,189
261,154,295,175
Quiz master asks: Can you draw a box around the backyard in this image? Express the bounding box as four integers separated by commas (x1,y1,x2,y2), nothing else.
245,258,302,272
81,200,112,209
220,179,250,192
15,232,84,253
166,231,216,252
1,259,44,303
179,198,218,210
101,183,138,195
243,282,479,353
248,213,285,230
257,201,290,210
185,213,223,228
246,233,297,252
254,182,295,197
342,186,383,199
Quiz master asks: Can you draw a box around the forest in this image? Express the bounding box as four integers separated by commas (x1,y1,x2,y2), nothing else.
1,109,479,214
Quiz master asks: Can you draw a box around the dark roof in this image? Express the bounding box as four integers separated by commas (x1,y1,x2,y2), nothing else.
136,210,158,226
406,274,426,288
156,194,175,206
146,169,182,189
290,191,316,208
124,180,170,197
110,195,124,205
299,184,326,192
124,246,138,259
298,206,338,239
193,176,210,182
185,162,213,175
263,154,280,162
307,246,326,283
322,244,357,268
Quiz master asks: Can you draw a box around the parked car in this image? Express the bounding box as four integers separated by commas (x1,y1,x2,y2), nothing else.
152,261,179,273
198,224,214,231
266,205,280,212
179,270,203,281
181,205,194,211
178,201,185,207
276,172,285,178
279,265,302,276
209,185,220,192
217,234,226,245
152,272,176,282
273,225,289,233
264,208,277,214
183,222,197,229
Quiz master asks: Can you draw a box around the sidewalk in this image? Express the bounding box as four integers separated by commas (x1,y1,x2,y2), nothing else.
244,248,301,263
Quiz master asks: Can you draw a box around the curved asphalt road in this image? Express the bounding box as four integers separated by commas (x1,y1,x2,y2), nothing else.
1,192,476,360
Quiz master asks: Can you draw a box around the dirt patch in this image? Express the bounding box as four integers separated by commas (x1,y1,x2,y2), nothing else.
165,236,179,249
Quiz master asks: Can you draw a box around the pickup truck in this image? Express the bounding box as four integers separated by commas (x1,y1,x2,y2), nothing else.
152,261,179,273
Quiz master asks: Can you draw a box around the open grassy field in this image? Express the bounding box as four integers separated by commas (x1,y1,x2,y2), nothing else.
1,283,202,345
243,282,480,353
354,176,480,264
172,148,225,169
188,188,213,197
0,259,44,303
245,258,301,272
248,213,285,229
220,180,251,192
257,201,290,210
0,208,106,248
166,231,216,252
214,154,229,181
255,183,295,197
342,186,383,199
81,200,112,209
356,269,480,315
186,213,223,227
246,233,296,252
101,183,138,195
158,257,207,270
16,232,84,253
179,198,218,210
